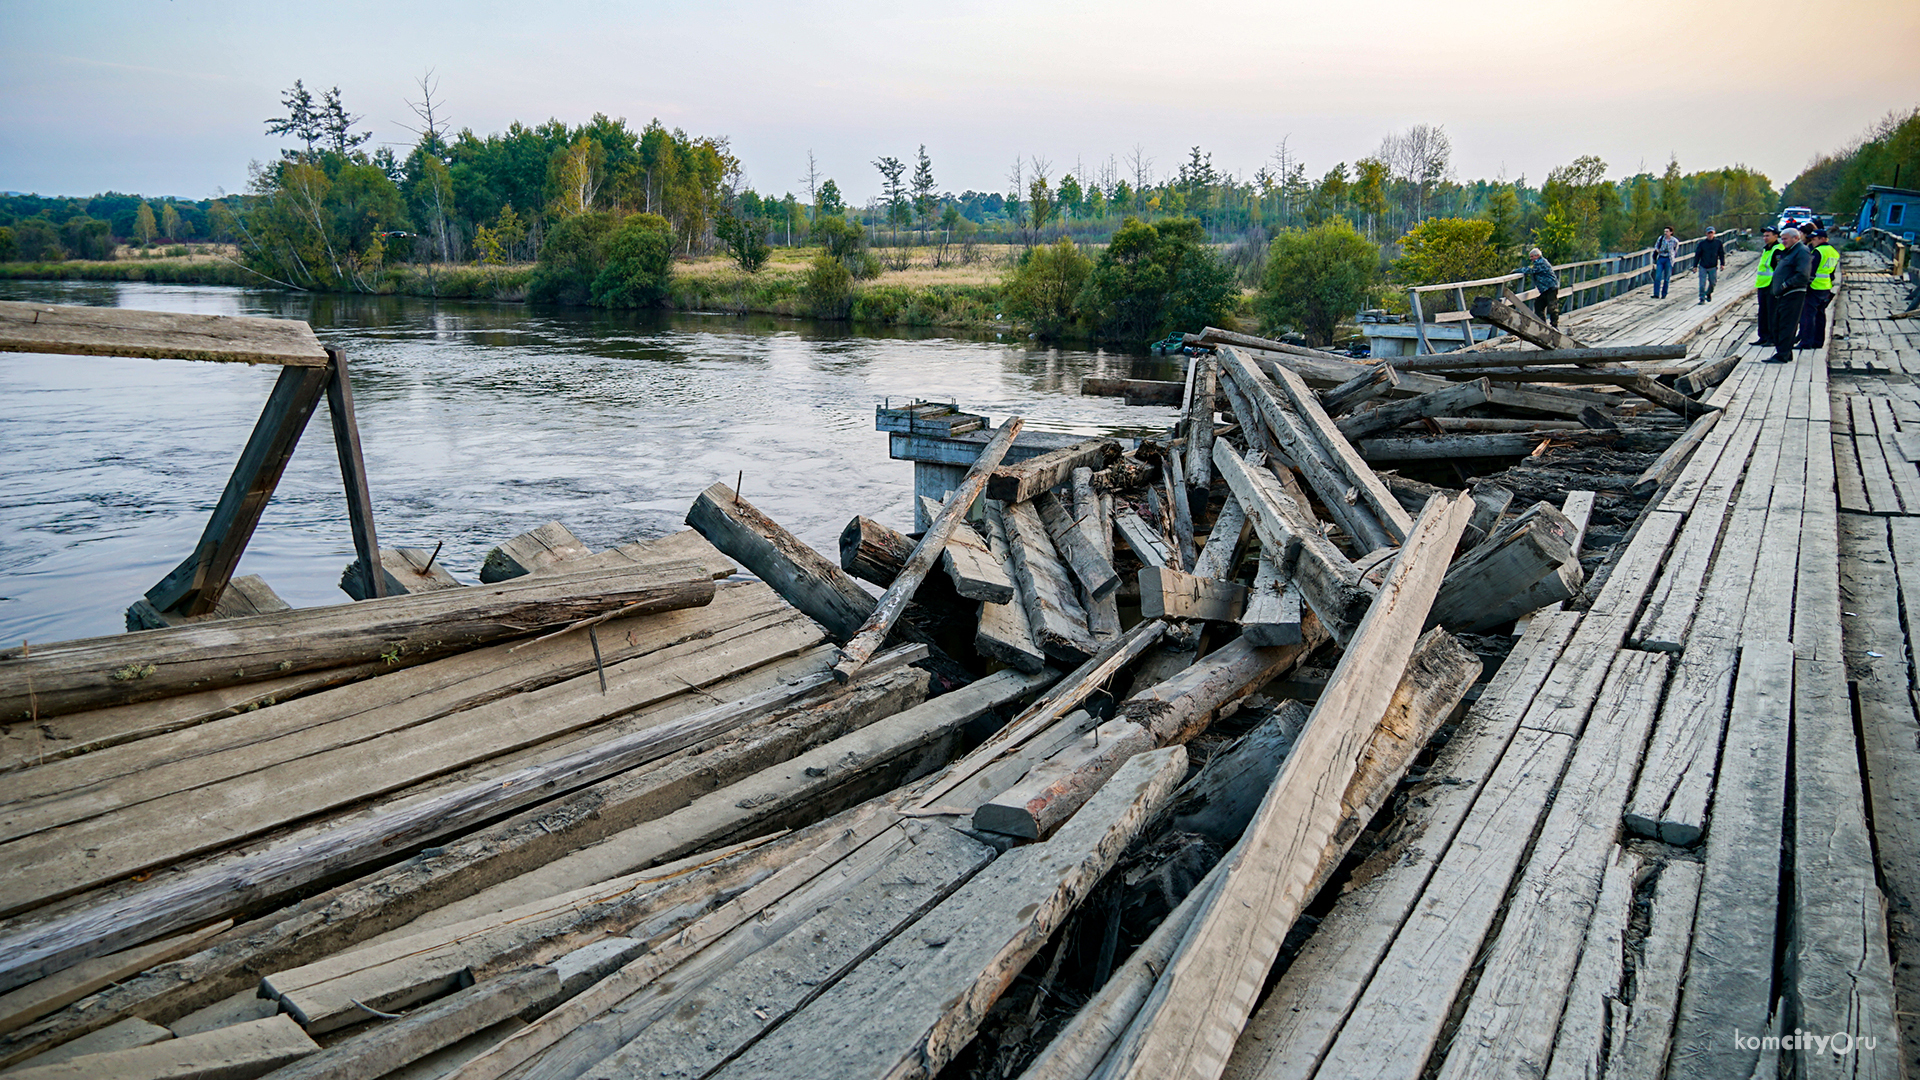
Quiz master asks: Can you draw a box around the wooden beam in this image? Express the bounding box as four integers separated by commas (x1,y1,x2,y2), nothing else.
1080,376,1183,405
478,520,591,582
834,418,1022,681
2,1015,317,1080
838,515,914,587
1212,441,1372,646
993,499,1099,664
1629,373,1720,418
1426,502,1577,631
1191,326,1355,364
1165,446,1199,569
1633,410,1722,493
686,480,874,641
324,348,384,600
973,716,1155,839
1119,630,1327,747
1241,551,1303,646
1033,491,1120,600
1139,566,1247,622
1470,288,1588,350
910,497,1016,603
1113,509,1170,568
341,547,459,600
1073,468,1121,641
145,363,331,616
1184,357,1218,491
1356,431,1623,460
265,967,558,1080
0,301,331,366
2,559,716,722
986,437,1121,503
1107,491,1473,1080
977,507,1047,672
1393,344,1688,368
1318,363,1400,415
1336,378,1492,441
1675,353,1742,396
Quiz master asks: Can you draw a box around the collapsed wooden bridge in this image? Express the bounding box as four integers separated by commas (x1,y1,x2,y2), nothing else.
0,239,1915,1080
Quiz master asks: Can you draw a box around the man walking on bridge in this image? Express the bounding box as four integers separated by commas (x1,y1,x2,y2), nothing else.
1652,226,1680,298
1765,227,1814,364
1695,227,1726,303
1524,247,1560,327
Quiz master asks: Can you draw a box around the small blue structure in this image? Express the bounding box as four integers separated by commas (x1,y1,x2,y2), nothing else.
1858,185,1920,240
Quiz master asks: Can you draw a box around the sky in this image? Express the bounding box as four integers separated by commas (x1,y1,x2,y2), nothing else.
3,0,1917,204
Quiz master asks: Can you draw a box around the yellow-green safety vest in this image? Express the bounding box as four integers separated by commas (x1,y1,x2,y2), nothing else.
1812,243,1839,290
1755,243,1781,287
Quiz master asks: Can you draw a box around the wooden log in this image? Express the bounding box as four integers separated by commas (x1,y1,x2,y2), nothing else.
686,480,873,642
977,507,1048,673
1394,344,1688,369
1192,326,1355,364
973,716,1156,839
1113,509,1171,568
478,521,592,582
1120,629,1326,747
1166,446,1199,570
0,644,925,994
0,301,330,366
834,418,1022,681
0,560,716,723
4,1015,316,1080
265,967,558,1080
995,499,1099,663
711,747,1187,1080
838,516,915,587
1240,551,1303,646
1470,288,1588,350
1107,492,1473,1080
1034,492,1121,600
1578,404,1620,430
1185,357,1218,491
1318,364,1400,415
1355,431,1623,460
1089,455,1159,492
143,364,331,617
1073,468,1122,641
1212,441,1373,647
126,573,290,629
340,547,460,600
1335,378,1492,441
986,437,1121,504
1630,372,1720,418
1426,502,1577,631
1140,566,1247,623
1081,376,1183,405
1430,417,1584,432
1675,353,1741,396
1633,410,1722,492
0,921,229,1037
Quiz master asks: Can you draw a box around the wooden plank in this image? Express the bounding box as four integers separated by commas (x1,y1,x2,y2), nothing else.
973,716,1155,839
1222,612,1580,1080
1081,376,1183,405
144,363,331,616
0,920,229,1037
1108,493,1473,1080
1433,650,1670,1079
976,506,1048,673
1355,431,1622,460
1426,502,1577,631
1266,359,1416,545
1166,446,1199,570
1676,352,1741,396
1186,356,1218,491
1633,409,1722,493
994,499,1099,664
1113,509,1170,569
834,418,1021,681
986,437,1121,504
1334,378,1491,441
1212,441,1372,647
1140,566,1247,623
1119,631,1325,748
3,1015,316,1080
477,521,590,582
1668,642,1794,1080
1317,363,1400,415
713,747,1186,1080
686,480,873,641
323,349,385,600
1471,288,1588,350
1540,848,1639,1080
1600,860,1705,1080
126,573,291,629
1240,552,1302,646
0,301,330,366
1034,491,1120,600
2,559,717,723
265,967,557,1080
1074,469,1122,641
341,546,460,600
909,498,1016,603
1396,344,1688,369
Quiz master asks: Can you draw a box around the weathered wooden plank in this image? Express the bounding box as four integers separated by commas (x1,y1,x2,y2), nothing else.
977,506,1048,673
1034,491,1120,600
144,363,331,616
1539,847,1638,1080
1113,509,1170,569
1186,357,1218,491
986,437,1122,503
973,716,1155,839
1633,409,1722,493
1119,629,1325,748
126,572,291,629
266,967,557,1080
1399,344,1688,369
1166,446,1200,570
479,521,591,583
1317,363,1400,415
3,1015,315,1080
1140,566,1247,623
1108,493,1472,1080
908,497,1016,603
994,499,1099,664
0,921,229,1037
1240,552,1303,646
686,479,874,641
1266,359,1416,545
714,747,1186,1080
1080,376,1183,405
834,418,1021,680
1335,378,1492,441
2,559,716,723
1355,431,1621,460
839,515,913,587
1599,859,1705,1080
1668,642,1794,1080
1676,352,1741,396
1471,288,1588,350
1074,469,1122,641
0,301,330,366
1426,502,1577,631
1212,440,1372,647
560,529,737,580
322,349,385,601
340,546,460,600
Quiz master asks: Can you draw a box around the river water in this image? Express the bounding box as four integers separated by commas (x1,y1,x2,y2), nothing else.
0,281,1180,644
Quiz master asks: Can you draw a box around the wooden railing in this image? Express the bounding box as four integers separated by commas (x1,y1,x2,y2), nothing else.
1403,229,1749,354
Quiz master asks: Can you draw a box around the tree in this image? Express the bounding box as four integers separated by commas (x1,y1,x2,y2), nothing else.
815,178,845,218
265,80,321,157
1482,185,1523,259
802,253,853,318
1078,216,1235,343
800,150,821,219
1656,155,1692,235
873,155,907,246
1028,173,1056,242
1392,217,1503,287
319,86,371,155
911,145,936,240
549,136,605,218
527,211,619,304
1539,155,1617,258
0,227,15,263
1004,239,1092,338
160,202,188,240
133,202,158,246
1353,158,1389,240
13,219,62,261
1257,218,1378,346
591,213,674,306
715,206,770,272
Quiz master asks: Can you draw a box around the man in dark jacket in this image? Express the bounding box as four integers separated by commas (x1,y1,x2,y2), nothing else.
1766,227,1814,363
1523,247,1559,326
1695,228,1726,303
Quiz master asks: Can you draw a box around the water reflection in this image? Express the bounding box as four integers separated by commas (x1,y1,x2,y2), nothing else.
0,280,1181,643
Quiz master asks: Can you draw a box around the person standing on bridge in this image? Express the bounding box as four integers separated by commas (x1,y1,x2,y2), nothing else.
1797,227,1840,349
1751,226,1782,347
1652,226,1681,299
1695,227,1726,304
1524,247,1560,327
1765,227,1814,364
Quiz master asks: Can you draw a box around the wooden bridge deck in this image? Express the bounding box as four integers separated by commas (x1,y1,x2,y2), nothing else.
1227,251,1911,1080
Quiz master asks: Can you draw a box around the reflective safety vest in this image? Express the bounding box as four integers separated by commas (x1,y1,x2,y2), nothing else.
1755,243,1781,287
1812,243,1839,290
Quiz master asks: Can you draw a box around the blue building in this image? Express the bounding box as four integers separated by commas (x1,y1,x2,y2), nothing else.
1857,185,1920,240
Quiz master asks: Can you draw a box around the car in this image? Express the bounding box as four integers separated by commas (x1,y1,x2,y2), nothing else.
1776,206,1821,231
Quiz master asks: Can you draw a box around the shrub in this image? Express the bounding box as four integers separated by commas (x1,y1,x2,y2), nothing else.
0,227,15,263
802,254,853,318
715,211,771,273
1078,216,1236,345
527,212,619,305
1392,217,1504,287
591,213,674,307
1003,239,1092,339
14,219,63,261
1257,217,1379,346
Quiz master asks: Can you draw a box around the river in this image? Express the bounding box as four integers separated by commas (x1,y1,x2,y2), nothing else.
0,281,1181,644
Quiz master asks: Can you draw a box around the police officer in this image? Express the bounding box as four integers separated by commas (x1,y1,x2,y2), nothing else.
1751,226,1781,347
1797,227,1840,348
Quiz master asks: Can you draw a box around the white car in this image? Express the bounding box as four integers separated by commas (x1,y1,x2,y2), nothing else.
1775,206,1820,231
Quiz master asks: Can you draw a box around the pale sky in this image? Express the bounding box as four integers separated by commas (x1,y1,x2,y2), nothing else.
3,0,1916,203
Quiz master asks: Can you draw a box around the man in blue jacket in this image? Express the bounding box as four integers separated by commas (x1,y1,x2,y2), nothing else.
1523,247,1559,327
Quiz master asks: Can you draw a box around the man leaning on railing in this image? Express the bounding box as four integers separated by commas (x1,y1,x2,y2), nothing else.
1523,248,1560,327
